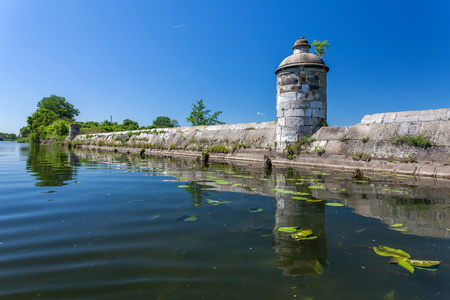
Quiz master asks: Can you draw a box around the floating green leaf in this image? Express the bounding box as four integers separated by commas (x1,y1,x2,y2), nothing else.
225,171,236,174
373,246,411,259
249,207,263,213
149,215,161,220
390,226,408,232
292,196,308,200
178,185,190,188
206,199,230,205
333,177,343,179
295,182,304,185
308,185,325,189
176,177,187,180
354,180,369,183
277,226,300,233
232,183,243,187
259,178,269,181
290,229,312,238
390,257,441,268
397,260,415,274
307,199,322,203
178,215,197,222
184,215,197,221
214,180,232,185
271,188,308,195
289,229,318,241
389,223,403,228
325,202,344,206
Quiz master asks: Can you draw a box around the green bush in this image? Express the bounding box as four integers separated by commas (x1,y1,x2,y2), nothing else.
391,135,432,147
207,145,229,153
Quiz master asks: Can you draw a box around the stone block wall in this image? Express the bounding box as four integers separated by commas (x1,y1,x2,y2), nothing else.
312,109,450,164
72,122,277,152
361,108,450,124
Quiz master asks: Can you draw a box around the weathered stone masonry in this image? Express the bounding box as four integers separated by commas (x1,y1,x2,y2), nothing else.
275,37,329,149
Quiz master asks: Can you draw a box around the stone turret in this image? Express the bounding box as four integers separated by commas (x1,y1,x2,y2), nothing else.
69,124,81,140
275,36,329,149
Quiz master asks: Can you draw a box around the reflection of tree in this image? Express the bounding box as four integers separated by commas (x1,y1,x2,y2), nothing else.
182,182,216,206
274,193,327,277
26,144,78,186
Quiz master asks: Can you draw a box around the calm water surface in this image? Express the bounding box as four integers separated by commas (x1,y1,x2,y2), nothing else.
0,142,449,299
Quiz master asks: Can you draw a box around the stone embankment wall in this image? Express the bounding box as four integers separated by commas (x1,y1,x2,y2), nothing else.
72,121,277,156
71,109,450,178
310,108,450,163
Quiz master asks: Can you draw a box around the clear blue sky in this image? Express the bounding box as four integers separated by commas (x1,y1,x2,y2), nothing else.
1,0,449,134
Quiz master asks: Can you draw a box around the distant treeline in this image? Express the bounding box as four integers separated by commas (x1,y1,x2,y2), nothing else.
80,116,179,135
22,94,180,143
0,132,18,140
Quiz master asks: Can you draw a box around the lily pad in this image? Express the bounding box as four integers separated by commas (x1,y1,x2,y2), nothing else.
178,185,190,188
390,257,441,268
307,199,322,203
308,185,325,189
289,229,318,241
292,196,308,200
249,207,263,213
389,226,408,232
389,223,403,228
290,229,312,238
277,226,301,233
259,178,269,181
325,202,344,206
214,180,233,185
397,260,415,274
176,177,187,180
383,188,403,193
373,246,411,259
178,215,198,222
206,199,230,205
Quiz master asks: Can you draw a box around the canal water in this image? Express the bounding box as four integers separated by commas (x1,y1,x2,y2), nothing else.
0,142,449,299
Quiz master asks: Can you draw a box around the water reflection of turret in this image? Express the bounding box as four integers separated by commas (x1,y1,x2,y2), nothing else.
273,175,327,277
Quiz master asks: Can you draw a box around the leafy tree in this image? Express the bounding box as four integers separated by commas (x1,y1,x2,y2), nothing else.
186,99,224,126
122,119,139,130
20,126,30,137
152,116,179,128
311,40,330,58
45,119,70,138
99,120,119,132
37,94,80,120
27,108,58,142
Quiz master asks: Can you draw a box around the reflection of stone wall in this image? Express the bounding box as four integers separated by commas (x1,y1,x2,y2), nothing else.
72,147,450,240
318,182,450,239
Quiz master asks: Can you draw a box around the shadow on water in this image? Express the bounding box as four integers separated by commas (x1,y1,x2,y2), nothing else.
25,144,79,186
